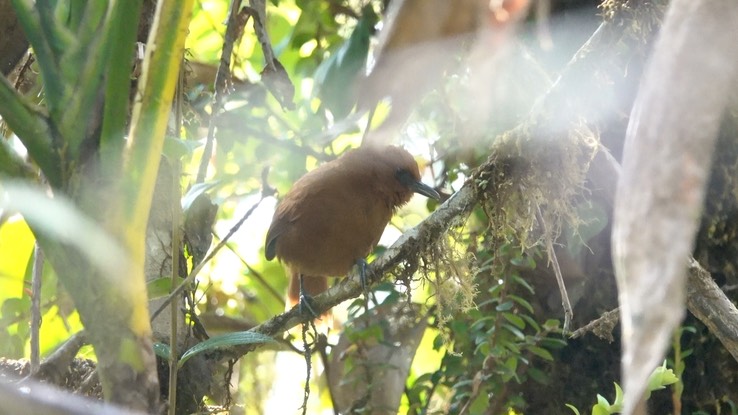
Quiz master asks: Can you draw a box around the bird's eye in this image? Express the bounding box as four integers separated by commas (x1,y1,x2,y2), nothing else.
395,168,414,186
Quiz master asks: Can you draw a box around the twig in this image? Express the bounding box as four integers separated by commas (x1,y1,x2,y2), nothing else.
196,0,247,183
536,204,573,333
167,65,186,415
35,331,88,385
12,52,35,90
686,258,738,362
569,307,620,342
30,242,44,374
300,319,317,415
315,334,340,415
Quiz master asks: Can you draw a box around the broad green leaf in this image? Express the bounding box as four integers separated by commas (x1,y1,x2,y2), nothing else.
0,217,35,300
153,342,171,360
314,5,378,118
178,331,275,367
0,182,128,282
527,345,554,361
508,294,534,314
503,323,525,340
502,312,525,330
496,301,514,311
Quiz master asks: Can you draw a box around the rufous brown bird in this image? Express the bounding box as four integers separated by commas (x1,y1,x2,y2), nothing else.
265,144,440,313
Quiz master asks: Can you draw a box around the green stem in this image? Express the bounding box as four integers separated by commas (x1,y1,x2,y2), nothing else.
100,0,144,172
0,75,61,186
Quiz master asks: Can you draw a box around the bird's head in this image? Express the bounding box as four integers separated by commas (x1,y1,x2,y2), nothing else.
364,145,441,207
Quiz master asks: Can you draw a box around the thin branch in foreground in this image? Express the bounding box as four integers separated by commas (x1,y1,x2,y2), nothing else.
30,242,44,374
536,204,573,333
196,0,247,184
2,377,137,415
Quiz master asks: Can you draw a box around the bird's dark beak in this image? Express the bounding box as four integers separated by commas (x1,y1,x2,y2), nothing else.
396,169,441,200
409,180,441,201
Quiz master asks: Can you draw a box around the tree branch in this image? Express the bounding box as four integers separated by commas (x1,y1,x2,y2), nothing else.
0,378,145,415
686,258,738,362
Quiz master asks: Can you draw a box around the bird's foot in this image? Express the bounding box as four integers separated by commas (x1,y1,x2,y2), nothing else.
355,259,378,312
356,258,369,292
298,275,320,319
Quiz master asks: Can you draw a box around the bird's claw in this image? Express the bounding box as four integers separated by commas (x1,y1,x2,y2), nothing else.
298,294,320,319
356,258,379,312
357,258,369,292
298,275,320,319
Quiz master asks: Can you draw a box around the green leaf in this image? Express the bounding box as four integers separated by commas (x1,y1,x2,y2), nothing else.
508,294,534,314
314,5,378,118
527,345,554,361
521,314,541,332
527,367,550,385
543,319,561,331
503,323,525,340
146,277,185,299
595,394,610,409
0,218,35,301
0,181,128,280
178,331,275,367
611,383,624,411
647,363,679,391
591,403,610,415
153,342,171,360
503,312,526,330
565,403,581,415
503,356,518,373
511,274,535,294
496,301,514,311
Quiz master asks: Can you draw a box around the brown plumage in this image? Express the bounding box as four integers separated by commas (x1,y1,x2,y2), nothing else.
265,144,440,307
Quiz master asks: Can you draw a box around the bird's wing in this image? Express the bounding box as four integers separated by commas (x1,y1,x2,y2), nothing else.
264,211,293,261
264,192,305,261
264,226,280,261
